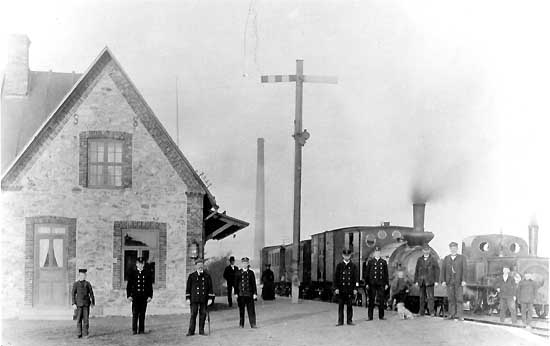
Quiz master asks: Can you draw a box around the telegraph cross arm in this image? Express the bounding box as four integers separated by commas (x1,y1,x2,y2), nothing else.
261,75,338,84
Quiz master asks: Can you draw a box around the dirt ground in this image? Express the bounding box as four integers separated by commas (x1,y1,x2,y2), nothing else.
1,298,547,346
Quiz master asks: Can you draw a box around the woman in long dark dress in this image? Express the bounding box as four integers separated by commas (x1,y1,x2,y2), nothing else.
261,264,276,300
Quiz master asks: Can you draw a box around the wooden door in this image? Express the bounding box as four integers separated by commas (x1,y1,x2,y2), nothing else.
34,224,68,307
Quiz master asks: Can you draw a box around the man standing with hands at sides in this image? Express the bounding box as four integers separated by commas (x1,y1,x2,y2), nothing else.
223,256,239,307
126,257,153,335
493,265,518,324
234,257,257,328
414,244,440,317
334,248,358,326
186,259,215,336
440,242,467,321
72,269,95,339
364,246,389,320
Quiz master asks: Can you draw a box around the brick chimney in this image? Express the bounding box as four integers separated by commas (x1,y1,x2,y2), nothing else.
3,34,31,96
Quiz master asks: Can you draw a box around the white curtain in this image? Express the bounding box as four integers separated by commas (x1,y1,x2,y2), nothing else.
39,239,49,267
53,239,63,267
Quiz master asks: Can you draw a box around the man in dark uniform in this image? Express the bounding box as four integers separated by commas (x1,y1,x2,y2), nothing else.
72,268,95,338
493,265,518,324
185,259,215,336
364,246,389,320
261,264,275,300
414,244,440,316
234,257,257,328
440,241,467,321
223,256,239,307
333,248,358,326
126,257,153,334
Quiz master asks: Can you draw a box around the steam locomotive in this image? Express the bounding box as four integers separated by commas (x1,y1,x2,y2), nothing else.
261,204,549,318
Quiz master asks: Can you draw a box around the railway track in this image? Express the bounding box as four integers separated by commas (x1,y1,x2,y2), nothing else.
462,316,549,337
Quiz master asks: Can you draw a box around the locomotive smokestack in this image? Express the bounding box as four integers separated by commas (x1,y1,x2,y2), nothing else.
413,203,425,232
528,220,539,256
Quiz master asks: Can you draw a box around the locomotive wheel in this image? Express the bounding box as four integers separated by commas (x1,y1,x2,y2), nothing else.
534,304,548,319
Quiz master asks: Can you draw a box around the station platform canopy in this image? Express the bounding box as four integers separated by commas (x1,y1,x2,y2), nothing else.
205,210,249,241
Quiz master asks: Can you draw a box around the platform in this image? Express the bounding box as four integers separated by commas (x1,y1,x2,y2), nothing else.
1,298,547,346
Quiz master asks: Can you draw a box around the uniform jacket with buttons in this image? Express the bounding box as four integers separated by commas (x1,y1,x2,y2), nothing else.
72,280,95,307
364,257,389,286
186,271,214,303
126,269,153,299
440,254,467,284
235,269,257,297
333,261,358,293
493,274,517,298
414,255,440,286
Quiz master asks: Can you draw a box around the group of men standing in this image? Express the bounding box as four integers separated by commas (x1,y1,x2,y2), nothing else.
333,241,469,325
493,265,545,328
71,255,261,339
70,243,541,339
223,256,260,328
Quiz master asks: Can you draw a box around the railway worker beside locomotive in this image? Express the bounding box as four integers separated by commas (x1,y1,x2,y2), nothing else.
517,272,544,328
440,242,467,321
414,244,440,317
223,256,239,307
333,248,358,326
493,265,518,324
234,257,258,328
126,257,154,335
364,246,389,320
261,263,276,300
185,259,215,336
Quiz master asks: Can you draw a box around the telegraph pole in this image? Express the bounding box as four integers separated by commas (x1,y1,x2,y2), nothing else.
261,60,337,303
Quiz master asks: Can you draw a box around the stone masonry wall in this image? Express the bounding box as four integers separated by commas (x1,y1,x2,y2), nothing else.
0,60,204,317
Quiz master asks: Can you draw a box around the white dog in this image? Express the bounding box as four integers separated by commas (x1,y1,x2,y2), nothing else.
396,302,414,320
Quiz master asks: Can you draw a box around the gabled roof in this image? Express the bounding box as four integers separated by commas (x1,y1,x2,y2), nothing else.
1,47,217,208
1,70,81,173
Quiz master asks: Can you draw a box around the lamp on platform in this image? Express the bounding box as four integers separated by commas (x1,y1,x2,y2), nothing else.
189,241,199,260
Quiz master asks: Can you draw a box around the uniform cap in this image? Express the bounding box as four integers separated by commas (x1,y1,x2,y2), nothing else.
78,268,87,273
342,248,353,255
241,257,250,262
265,263,271,267
195,259,204,264
448,242,459,247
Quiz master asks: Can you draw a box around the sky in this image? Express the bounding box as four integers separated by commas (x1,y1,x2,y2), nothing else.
1,0,549,260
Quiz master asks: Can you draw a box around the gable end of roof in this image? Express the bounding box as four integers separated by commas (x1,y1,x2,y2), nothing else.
1,48,217,208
